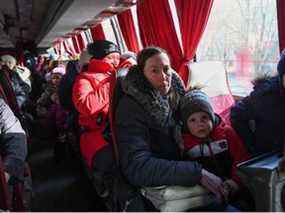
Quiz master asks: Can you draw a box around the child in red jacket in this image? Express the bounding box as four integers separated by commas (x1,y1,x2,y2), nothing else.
179,89,251,207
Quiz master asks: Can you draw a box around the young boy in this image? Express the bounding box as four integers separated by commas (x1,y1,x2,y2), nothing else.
179,89,250,206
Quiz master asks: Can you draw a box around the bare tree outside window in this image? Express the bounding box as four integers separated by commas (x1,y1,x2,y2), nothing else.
196,0,279,96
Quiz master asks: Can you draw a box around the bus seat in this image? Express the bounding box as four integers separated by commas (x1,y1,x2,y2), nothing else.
0,157,32,211
188,61,235,125
237,151,284,211
0,156,11,210
109,67,130,163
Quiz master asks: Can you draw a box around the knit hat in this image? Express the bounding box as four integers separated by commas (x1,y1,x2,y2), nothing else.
51,66,66,76
277,49,285,79
87,40,120,59
179,89,215,128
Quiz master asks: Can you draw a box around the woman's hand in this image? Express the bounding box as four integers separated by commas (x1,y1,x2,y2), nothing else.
200,169,225,203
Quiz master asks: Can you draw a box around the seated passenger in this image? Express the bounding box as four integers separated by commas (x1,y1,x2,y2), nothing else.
1,55,32,89
180,89,251,209
0,56,31,112
231,50,285,155
72,40,120,171
0,98,27,181
118,51,137,69
115,46,231,211
36,66,65,118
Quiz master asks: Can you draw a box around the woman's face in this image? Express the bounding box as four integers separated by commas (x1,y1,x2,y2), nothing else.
50,73,62,86
143,53,172,95
3,60,16,70
102,52,121,69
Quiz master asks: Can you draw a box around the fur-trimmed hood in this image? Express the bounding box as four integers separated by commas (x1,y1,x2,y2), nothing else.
251,75,281,97
121,66,185,127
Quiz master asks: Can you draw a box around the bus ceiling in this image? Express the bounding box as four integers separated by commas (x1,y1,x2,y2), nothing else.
0,0,136,50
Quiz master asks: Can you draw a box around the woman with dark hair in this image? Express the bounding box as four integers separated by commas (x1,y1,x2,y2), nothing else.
115,46,229,211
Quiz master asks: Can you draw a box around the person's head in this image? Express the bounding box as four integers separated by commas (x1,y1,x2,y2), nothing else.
87,40,121,69
1,55,17,70
137,46,172,95
50,66,65,85
277,49,285,88
180,90,215,138
119,51,137,68
79,49,92,68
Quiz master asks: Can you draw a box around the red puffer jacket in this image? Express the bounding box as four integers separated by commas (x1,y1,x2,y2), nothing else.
182,117,250,185
72,59,115,169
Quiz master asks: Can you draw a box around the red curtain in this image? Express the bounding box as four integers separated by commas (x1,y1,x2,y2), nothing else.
277,0,285,52
90,24,106,41
137,0,183,77
117,9,140,53
76,33,85,52
63,39,77,58
175,0,213,85
71,35,81,54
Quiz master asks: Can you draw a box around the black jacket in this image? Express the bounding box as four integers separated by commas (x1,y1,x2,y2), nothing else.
0,98,27,179
115,67,202,187
231,76,285,155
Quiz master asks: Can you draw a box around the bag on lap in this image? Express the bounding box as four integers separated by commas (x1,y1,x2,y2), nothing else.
141,185,215,212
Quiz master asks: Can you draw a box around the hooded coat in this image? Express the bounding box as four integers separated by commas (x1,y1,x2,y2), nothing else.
72,59,115,169
231,54,285,155
0,98,27,179
115,67,202,187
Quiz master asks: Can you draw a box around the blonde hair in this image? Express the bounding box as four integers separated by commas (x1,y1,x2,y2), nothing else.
1,55,17,64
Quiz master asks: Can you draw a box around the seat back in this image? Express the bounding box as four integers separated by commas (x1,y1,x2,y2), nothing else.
0,156,11,210
0,156,31,211
188,61,235,124
109,68,129,163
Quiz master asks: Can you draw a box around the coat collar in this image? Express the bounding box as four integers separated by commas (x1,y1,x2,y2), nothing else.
122,66,185,127
87,58,115,74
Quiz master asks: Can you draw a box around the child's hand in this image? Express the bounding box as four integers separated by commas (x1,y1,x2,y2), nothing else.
221,179,239,201
36,106,48,117
51,93,59,104
58,133,67,143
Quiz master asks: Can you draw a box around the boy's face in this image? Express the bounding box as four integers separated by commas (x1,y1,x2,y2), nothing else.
187,111,213,139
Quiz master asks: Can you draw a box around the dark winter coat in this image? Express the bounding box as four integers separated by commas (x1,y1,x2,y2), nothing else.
231,76,285,155
9,70,31,109
115,67,202,187
0,98,27,179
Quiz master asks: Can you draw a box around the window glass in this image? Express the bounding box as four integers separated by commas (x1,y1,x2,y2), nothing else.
197,0,279,96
